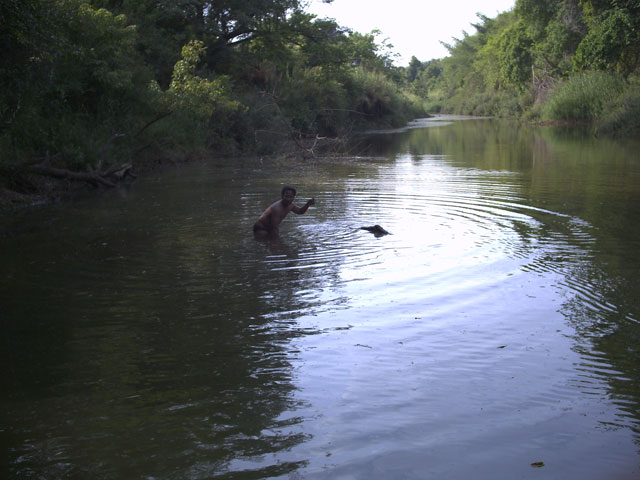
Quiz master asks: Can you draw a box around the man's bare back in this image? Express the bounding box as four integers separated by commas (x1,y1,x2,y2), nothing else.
253,186,315,237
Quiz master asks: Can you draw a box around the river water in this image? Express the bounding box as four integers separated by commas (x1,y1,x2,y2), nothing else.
2,116,640,479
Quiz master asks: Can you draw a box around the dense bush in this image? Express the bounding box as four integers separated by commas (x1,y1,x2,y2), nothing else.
596,79,640,137
1,0,425,176
542,71,626,122
278,66,350,137
1,0,155,168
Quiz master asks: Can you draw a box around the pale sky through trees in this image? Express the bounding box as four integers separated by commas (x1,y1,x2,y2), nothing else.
306,0,515,65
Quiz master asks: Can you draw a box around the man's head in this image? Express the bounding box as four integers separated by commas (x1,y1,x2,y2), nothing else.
281,186,296,205
281,186,296,197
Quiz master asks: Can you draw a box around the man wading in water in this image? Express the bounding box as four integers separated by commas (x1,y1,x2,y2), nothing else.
253,186,315,238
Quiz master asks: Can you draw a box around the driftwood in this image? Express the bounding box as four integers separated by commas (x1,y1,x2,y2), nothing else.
104,163,136,180
29,163,118,187
27,134,136,187
28,162,137,187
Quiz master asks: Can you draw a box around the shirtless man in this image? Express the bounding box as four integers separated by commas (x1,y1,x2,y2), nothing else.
253,186,315,237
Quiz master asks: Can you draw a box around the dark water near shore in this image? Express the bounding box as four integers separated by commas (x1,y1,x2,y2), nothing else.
2,116,640,479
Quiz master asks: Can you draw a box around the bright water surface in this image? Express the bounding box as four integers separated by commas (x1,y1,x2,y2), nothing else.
2,116,640,479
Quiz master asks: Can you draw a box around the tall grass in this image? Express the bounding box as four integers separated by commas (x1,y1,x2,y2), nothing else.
596,79,640,137
542,71,626,122
349,68,427,127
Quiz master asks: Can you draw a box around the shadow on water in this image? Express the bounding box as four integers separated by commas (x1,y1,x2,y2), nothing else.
0,162,334,478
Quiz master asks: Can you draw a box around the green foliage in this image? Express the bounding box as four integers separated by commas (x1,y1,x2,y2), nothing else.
542,71,626,121
268,61,425,140
288,14,352,74
515,0,585,76
146,40,245,152
1,0,155,168
574,8,639,74
277,66,349,136
497,20,534,88
347,31,397,71
37,0,640,180
407,56,423,83
63,4,143,109
596,78,640,136
166,41,240,117
424,10,532,117
408,59,443,102
1,0,421,172
511,0,640,79
411,0,640,135
348,68,425,126
3,0,640,180
515,0,559,37
351,68,395,118
89,0,303,83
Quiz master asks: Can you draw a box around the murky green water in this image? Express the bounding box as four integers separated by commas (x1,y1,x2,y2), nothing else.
2,116,640,479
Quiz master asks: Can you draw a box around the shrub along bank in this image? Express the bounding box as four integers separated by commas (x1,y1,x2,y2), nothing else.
0,0,427,208
404,0,640,136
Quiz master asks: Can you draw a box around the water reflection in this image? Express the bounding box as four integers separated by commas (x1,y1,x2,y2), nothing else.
365,119,640,434
1,165,317,478
2,118,640,478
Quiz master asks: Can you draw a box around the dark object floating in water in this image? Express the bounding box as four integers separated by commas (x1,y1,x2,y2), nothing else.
360,225,390,236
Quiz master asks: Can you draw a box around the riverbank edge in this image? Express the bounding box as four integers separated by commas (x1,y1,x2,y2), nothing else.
0,149,196,214
0,115,625,215
0,135,350,215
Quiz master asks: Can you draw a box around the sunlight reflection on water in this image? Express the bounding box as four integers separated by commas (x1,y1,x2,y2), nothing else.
3,118,640,479
235,150,640,478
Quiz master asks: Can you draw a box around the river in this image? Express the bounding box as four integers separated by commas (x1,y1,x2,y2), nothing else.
2,116,640,479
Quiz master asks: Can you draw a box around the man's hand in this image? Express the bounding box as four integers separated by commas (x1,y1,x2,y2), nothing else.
293,198,315,215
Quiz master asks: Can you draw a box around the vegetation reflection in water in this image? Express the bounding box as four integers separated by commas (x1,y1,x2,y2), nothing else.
2,117,640,479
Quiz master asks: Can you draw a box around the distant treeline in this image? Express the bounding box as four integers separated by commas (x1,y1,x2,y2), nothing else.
407,0,640,137
0,0,427,177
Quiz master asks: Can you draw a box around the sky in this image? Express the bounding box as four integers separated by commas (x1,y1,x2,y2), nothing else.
305,0,516,66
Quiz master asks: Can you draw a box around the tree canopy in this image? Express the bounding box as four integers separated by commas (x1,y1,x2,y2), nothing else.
2,0,638,194
403,0,640,127
1,0,425,181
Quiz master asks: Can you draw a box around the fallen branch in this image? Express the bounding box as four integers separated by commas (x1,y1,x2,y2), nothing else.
104,162,136,180
29,164,117,187
24,151,61,167
255,97,333,158
24,130,140,188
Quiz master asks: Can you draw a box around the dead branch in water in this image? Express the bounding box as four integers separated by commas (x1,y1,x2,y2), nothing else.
253,94,351,159
26,135,136,188
29,163,117,187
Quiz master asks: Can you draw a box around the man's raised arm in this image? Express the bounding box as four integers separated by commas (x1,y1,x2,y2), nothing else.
292,198,315,214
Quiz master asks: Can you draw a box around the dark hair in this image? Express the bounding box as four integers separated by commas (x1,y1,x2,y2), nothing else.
281,186,296,196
